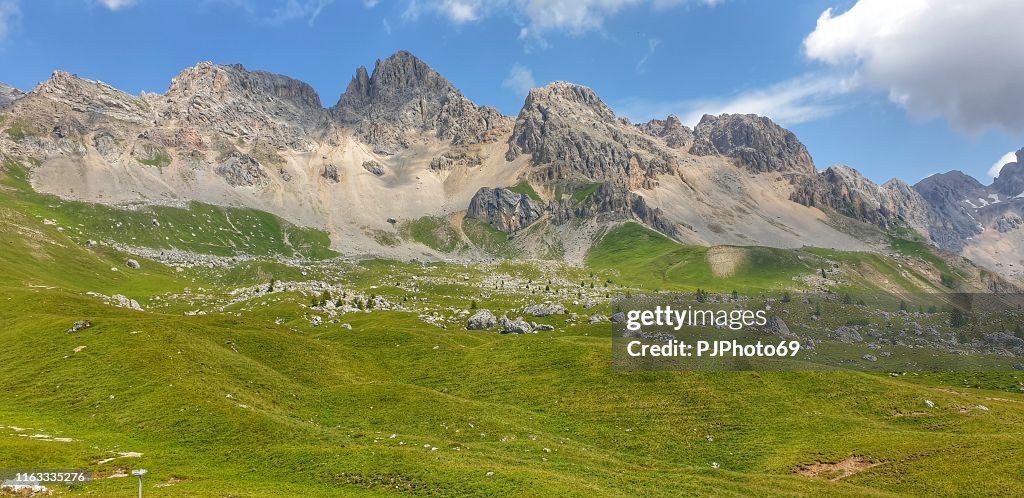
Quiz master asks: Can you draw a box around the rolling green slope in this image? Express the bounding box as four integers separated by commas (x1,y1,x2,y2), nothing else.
2,167,1024,496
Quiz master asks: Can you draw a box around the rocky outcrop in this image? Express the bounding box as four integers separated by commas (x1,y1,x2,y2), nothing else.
913,171,987,251
499,315,534,334
215,152,269,187
0,83,23,108
691,113,814,174
322,164,340,183
466,309,497,330
505,82,676,190
466,187,542,232
333,51,508,154
791,165,931,234
362,160,385,176
637,115,693,149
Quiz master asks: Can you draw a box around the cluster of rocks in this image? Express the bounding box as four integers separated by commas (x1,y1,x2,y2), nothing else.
86,292,144,311
465,309,553,334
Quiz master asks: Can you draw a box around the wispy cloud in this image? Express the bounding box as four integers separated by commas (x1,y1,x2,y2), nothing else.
635,36,660,73
0,0,21,42
402,0,720,40
615,73,856,126
267,0,334,25
502,63,535,96
97,0,138,10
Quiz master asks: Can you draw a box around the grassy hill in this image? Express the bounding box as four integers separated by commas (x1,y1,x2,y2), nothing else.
2,168,1024,496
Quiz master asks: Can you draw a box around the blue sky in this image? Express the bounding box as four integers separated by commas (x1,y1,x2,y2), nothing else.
1,0,1022,184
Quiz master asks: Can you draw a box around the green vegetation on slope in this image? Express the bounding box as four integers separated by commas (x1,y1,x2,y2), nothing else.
586,222,815,292
401,215,466,253
1,160,337,260
506,180,541,202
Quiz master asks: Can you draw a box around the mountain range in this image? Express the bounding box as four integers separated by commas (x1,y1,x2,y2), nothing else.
1,50,1021,282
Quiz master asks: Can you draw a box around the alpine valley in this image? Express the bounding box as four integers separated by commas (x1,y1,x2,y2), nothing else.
3,51,1024,497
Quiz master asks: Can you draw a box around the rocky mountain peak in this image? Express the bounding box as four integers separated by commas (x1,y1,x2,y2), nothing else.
334,50,455,120
991,147,1024,197
637,114,693,149
0,82,24,108
162,62,330,151
691,113,815,174
520,81,616,122
505,81,675,190
332,50,507,154
913,170,985,197
26,70,154,125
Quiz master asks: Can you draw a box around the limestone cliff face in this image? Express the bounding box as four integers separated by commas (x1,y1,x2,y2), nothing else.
333,51,510,154
691,113,815,175
505,81,676,190
466,187,543,232
163,62,332,151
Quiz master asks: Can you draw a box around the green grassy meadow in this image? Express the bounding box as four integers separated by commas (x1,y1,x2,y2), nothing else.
2,164,1024,497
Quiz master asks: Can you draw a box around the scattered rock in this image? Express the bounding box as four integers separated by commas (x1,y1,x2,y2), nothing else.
523,303,566,317
588,314,609,324
126,259,141,269
833,326,863,343
862,354,877,362
924,400,936,408
466,309,497,330
66,320,92,334
362,160,385,176
499,315,533,334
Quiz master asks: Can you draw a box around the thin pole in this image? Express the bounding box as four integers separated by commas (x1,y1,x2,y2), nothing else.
138,474,143,498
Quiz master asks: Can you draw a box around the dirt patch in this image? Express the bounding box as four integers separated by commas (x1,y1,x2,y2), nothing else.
705,246,748,278
795,456,882,480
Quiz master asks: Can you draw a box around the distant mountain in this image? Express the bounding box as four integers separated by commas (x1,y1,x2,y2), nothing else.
0,50,1020,281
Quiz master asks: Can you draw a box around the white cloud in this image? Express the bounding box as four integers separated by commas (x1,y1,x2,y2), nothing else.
988,150,1018,178
804,0,1024,133
0,0,20,41
363,0,381,6
98,0,137,10
404,0,719,36
502,63,535,96
615,74,855,127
